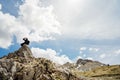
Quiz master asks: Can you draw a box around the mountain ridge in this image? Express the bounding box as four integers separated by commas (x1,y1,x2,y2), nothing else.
0,45,83,80
0,45,120,80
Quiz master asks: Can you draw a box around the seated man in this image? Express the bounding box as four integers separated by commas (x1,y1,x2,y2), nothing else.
21,37,30,46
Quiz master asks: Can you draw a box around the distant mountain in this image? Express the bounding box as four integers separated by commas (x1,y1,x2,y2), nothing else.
0,45,120,80
76,58,105,71
53,55,120,80
60,58,105,72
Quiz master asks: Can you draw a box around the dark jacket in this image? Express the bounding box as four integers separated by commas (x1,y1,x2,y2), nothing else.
21,38,30,46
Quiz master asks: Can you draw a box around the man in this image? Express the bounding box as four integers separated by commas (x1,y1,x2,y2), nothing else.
21,37,30,46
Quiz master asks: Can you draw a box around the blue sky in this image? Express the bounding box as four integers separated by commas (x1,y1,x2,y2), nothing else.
0,0,120,65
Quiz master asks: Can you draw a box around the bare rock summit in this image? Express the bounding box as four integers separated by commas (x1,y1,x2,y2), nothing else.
0,45,83,80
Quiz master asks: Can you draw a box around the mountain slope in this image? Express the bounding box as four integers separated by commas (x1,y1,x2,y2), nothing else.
0,45,83,80
0,45,120,80
74,65,120,80
76,58,105,71
59,58,120,80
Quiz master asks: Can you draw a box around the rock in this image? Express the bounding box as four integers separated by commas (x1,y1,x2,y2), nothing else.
7,44,33,59
76,58,104,71
0,45,82,80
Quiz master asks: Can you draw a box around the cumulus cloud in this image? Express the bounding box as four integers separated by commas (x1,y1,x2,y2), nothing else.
0,12,16,48
50,0,120,40
0,0,61,48
31,47,72,64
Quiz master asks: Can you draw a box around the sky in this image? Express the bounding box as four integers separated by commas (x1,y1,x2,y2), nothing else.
0,0,120,65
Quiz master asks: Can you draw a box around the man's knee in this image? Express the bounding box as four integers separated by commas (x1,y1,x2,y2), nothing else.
21,43,25,46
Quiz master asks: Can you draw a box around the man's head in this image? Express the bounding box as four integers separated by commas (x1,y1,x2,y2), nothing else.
23,37,28,41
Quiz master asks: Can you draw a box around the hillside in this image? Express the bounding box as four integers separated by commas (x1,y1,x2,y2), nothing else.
0,44,120,80
57,57,120,80
0,45,83,80
75,65,120,80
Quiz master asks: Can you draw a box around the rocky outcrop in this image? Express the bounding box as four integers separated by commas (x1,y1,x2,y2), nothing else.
0,45,83,80
61,59,104,73
76,59,105,71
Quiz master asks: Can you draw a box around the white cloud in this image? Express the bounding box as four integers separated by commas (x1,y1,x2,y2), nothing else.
50,0,120,40
98,50,120,64
100,54,106,59
0,12,16,48
77,47,120,64
115,49,120,55
0,0,61,48
80,47,87,51
86,57,93,60
80,47,99,53
89,48,99,52
31,47,72,65
74,56,82,62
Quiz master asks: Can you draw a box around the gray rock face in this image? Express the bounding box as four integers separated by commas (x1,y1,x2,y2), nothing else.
0,45,82,80
7,45,33,59
76,59,105,71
